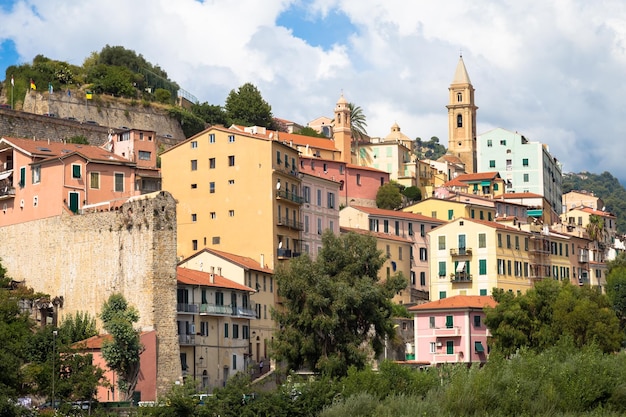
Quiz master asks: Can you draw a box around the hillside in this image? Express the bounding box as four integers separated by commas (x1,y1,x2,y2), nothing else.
562,171,626,234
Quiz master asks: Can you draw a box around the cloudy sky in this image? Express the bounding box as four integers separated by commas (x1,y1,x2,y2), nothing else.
0,0,625,181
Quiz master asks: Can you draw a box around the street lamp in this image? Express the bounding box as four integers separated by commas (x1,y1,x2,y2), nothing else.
52,330,58,409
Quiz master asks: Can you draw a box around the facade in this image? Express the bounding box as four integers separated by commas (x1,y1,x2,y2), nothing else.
160,126,302,269
340,205,444,302
446,56,478,173
409,295,496,365
562,190,604,212
476,128,563,214
178,248,276,365
298,156,389,208
307,116,334,138
441,171,505,199
497,192,558,225
429,218,535,301
340,226,413,305
403,196,495,224
176,267,256,391
300,172,341,259
0,135,159,226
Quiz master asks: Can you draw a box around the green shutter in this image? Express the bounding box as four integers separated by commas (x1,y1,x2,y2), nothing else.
480,289,487,296
448,209,454,220
19,167,26,188
475,341,485,352
479,259,487,275
446,340,454,354
439,262,446,276
72,164,81,178
446,315,453,328
439,291,447,299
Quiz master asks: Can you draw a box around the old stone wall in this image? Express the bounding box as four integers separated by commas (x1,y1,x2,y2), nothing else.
0,191,180,398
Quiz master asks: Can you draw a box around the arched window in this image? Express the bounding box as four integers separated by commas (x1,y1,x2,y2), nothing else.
457,114,463,128
457,92,462,102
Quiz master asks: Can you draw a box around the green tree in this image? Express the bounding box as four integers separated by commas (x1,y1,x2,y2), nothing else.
66,135,89,145
191,102,227,126
586,214,606,247
485,279,622,356
348,102,368,142
224,83,275,128
87,64,136,98
401,186,421,204
272,231,407,377
100,293,143,401
168,107,206,138
376,182,403,210
58,311,97,344
296,126,328,138
607,252,626,332
154,88,172,104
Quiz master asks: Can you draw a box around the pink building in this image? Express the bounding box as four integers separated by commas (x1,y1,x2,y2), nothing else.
409,295,496,365
299,156,389,208
0,133,159,226
75,330,158,403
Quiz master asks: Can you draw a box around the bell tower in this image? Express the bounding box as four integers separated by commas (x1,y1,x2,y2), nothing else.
447,55,478,173
333,94,352,163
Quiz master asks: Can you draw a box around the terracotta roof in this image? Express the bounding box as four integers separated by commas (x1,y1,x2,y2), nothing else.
409,295,496,311
460,217,530,233
443,178,470,187
340,226,412,243
196,248,274,274
577,207,616,218
437,154,465,166
346,163,389,173
499,192,543,199
72,333,113,350
176,267,254,292
350,205,443,223
452,171,501,182
1,137,132,164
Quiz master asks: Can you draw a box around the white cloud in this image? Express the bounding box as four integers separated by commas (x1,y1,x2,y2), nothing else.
1,0,626,180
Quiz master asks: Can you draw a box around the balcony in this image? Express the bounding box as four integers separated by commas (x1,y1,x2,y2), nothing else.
277,216,304,230
197,303,257,318
450,247,472,256
0,185,15,200
177,303,199,314
432,353,463,363
579,253,589,263
450,273,472,283
178,334,196,345
432,326,461,337
275,189,303,204
277,248,292,259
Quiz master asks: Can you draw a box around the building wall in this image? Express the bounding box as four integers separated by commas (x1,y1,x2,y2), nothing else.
0,191,180,399
301,173,341,258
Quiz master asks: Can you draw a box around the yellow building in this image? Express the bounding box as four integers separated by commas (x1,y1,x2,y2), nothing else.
340,226,413,305
403,196,496,224
160,126,302,270
429,218,535,300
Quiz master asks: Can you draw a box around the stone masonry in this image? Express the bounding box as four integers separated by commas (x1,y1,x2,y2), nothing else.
0,191,180,398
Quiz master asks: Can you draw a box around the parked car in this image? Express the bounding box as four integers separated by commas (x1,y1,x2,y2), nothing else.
85,120,99,125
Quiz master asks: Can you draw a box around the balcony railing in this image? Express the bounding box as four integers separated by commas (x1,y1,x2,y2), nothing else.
176,303,258,318
579,254,589,263
277,216,304,230
178,334,196,345
177,303,199,313
450,248,472,256
432,326,461,337
450,273,472,283
432,353,463,363
275,189,303,204
0,186,15,198
277,248,292,259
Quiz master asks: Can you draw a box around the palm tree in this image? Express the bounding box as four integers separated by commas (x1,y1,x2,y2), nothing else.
348,102,368,142
586,214,605,247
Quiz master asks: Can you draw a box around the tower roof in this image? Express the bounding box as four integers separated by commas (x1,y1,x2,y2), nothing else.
452,56,472,85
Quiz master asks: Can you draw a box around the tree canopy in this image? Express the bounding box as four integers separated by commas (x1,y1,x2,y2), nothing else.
271,231,406,377
224,83,275,129
376,181,403,210
485,279,622,356
348,102,368,142
100,293,143,401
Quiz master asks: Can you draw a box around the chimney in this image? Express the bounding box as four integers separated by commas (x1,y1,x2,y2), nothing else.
209,273,214,284
260,254,264,268
217,267,222,276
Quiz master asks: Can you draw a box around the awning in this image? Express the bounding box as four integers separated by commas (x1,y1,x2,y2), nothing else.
527,209,543,217
475,341,485,353
480,180,491,186
456,262,466,272
0,170,12,181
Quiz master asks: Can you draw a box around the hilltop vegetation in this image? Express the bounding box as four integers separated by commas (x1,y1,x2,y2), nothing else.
563,171,626,234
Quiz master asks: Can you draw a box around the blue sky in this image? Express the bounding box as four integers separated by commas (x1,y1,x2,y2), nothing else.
1,0,626,183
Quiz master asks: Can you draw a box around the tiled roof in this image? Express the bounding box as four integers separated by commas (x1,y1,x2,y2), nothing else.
346,163,388,173
442,178,470,187
409,295,497,311
499,192,543,199
340,226,412,243
577,207,616,218
1,137,132,164
350,205,443,223
72,333,113,350
177,267,254,292
453,171,501,182
461,217,530,233
437,154,465,166
200,248,273,274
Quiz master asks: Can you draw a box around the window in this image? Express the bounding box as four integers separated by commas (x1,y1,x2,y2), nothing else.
438,236,446,250
478,233,486,248
497,233,502,248
209,134,215,143
489,160,496,168
303,186,311,203
209,158,216,169
395,221,400,236
448,209,454,220
457,92,462,102
224,323,228,338
191,141,198,148
522,158,529,167
523,173,529,182
447,340,454,355
210,212,216,219
327,192,335,209
212,236,220,244
480,289,488,296
228,135,235,143
398,247,403,260
500,140,507,145
474,315,481,327
243,325,249,339
191,183,197,189
191,213,197,222
356,174,361,185
384,220,389,233
420,271,426,286
420,224,425,237
429,316,436,328
456,114,462,127
446,315,453,328
32,165,41,184
138,151,151,160
408,223,414,236
438,262,446,277
114,173,124,192
419,248,428,261
487,139,492,147
430,342,436,353
90,172,100,189
515,236,520,250
72,164,81,178
439,291,447,299
317,189,322,206
191,160,198,171
210,182,215,193
19,167,25,188
233,324,239,338
192,240,198,250
200,321,209,336
228,179,234,185
506,235,511,249
276,151,281,165
479,259,487,275
317,218,322,234
228,155,235,166
339,165,344,174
